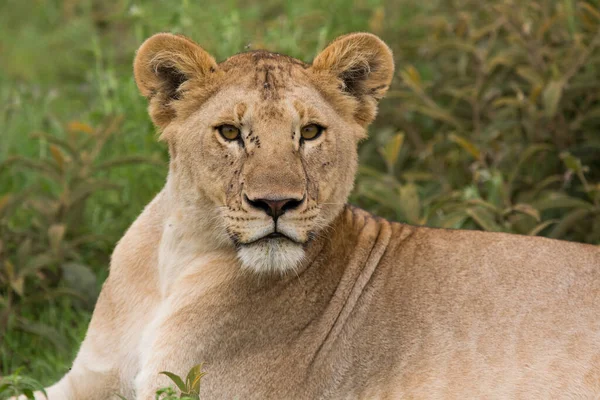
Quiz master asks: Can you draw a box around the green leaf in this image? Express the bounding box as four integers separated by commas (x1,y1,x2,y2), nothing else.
49,144,66,172
531,176,564,196
532,192,593,211
94,156,164,172
466,207,503,232
401,171,435,182
399,66,422,92
542,80,564,117
506,144,553,196
4,260,25,296
24,253,57,272
580,2,600,21
67,121,95,135
549,208,594,238
466,198,501,214
378,132,405,172
440,212,468,229
0,194,10,214
48,224,66,255
10,276,25,297
485,170,507,208
527,219,559,236
0,383,10,394
185,364,206,394
357,165,385,178
31,132,80,161
68,179,122,210
492,96,523,109
485,49,518,72
516,67,544,86
413,105,463,129
448,133,481,160
21,287,87,305
0,156,62,181
0,186,37,219
431,39,478,54
159,371,187,393
15,317,68,350
398,183,421,224
559,151,584,173
508,204,541,222
17,238,33,266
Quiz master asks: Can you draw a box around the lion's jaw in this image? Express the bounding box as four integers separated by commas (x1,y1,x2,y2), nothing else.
134,33,394,274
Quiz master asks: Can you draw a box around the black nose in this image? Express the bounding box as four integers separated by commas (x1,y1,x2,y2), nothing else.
245,195,303,220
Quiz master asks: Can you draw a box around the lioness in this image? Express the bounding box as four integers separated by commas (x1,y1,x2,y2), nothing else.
20,32,600,399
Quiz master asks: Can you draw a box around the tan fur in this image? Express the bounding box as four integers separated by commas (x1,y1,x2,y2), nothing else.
20,33,600,399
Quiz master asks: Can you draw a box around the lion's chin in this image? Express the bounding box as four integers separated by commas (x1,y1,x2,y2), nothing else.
237,238,305,275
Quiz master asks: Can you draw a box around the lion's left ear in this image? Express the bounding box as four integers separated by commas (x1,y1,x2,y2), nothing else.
134,33,218,129
311,33,394,125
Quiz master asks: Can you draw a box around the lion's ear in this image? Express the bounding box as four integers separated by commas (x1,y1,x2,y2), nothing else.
134,33,218,129
311,33,394,125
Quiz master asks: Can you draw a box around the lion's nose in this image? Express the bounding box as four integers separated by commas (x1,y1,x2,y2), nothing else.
244,195,303,221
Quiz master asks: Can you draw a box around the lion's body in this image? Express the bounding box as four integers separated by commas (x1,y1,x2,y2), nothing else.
42,194,600,399
22,32,600,399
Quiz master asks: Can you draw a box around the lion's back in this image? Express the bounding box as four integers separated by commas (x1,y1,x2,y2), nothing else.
351,216,600,398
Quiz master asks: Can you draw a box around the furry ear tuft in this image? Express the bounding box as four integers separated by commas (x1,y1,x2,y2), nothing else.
311,33,394,125
134,33,218,129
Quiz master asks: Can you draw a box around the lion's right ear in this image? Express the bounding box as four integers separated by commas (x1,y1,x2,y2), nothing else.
311,33,394,126
134,33,218,129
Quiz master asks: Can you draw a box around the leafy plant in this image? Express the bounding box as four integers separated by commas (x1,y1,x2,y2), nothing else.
0,369,46,399
1,365,205,400
158,364,206,400
115,364,207,400
354,0,600,244
0,117,163,350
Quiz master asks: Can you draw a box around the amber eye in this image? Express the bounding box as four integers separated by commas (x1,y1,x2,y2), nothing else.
300,124,324,141
218,124,241,141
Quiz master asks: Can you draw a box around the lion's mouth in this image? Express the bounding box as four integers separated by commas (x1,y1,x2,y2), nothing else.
264,232,285,239
240,231,303,246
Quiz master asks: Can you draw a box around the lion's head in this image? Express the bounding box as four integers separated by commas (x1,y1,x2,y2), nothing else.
134,32,394,274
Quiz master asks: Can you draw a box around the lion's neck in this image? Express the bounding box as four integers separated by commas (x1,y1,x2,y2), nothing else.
156,183,238,296
148,203,397,396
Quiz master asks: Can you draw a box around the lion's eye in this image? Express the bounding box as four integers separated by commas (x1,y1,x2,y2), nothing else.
300,124,324,141
218,125,241,141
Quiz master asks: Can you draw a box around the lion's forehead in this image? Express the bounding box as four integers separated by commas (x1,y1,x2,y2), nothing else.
218,51,312,99
219,50,309,71
196,81,331,130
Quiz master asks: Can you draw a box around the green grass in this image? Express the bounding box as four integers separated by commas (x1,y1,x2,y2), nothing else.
1,298,90,386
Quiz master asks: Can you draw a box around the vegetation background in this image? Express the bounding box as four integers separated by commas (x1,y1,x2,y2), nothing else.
1,0,599,396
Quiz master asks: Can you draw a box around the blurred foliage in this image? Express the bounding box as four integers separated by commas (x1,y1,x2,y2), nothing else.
0,369,47,399
355,0,600,243
0,118,161,376
0,0,598,386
